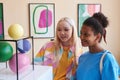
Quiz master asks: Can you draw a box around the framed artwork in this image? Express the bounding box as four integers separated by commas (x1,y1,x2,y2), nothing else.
0,3,4,40
29,3,55,38
77,4,101,36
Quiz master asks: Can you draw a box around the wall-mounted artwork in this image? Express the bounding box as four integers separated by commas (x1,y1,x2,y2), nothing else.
77,4,101,36
29,3,55,38
0,3,4,40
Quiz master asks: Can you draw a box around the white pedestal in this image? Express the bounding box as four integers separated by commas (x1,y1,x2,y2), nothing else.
0,63,53,80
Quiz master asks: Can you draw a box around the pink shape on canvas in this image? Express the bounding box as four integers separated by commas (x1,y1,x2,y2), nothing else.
0,21,3,34
38,9,52,28
87,5,95,16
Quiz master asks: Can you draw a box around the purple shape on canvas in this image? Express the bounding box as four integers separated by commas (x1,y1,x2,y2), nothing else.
38,9,52,28
0,21,3,34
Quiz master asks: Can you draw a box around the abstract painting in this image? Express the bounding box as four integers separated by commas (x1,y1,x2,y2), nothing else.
29,3,55,38
78,4,101,36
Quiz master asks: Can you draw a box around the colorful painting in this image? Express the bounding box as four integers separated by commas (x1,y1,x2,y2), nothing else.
78,4,101,36
29,3,55,38
0,3,4,39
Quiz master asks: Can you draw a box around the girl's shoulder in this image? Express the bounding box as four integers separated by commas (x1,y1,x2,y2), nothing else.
103,50,119,66
104,50,115,59
43,41,55,49
79,51,90,58
80,50,111,58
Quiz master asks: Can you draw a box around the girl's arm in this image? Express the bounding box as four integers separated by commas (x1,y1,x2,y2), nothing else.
102,53,119,80
34,46,45,65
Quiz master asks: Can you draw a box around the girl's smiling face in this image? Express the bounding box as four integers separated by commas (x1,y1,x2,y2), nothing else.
80,25,99,47
57,21,73,43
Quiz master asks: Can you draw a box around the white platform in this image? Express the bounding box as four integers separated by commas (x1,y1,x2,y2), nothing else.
0,63,53,80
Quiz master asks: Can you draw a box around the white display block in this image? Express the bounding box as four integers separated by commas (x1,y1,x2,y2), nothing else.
0,64,53,80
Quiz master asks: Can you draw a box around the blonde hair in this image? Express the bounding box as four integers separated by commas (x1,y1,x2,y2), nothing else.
54,17,81,63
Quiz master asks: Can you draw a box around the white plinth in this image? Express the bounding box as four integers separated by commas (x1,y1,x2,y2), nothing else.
0,63,53,80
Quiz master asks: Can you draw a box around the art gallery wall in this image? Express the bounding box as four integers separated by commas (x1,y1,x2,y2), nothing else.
0,0,120,63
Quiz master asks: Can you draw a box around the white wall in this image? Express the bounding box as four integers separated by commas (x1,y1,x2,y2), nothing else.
0,0,120,63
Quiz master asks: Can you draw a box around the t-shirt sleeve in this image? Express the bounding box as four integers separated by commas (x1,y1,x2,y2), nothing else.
102,53,119,80
34,45,45,64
